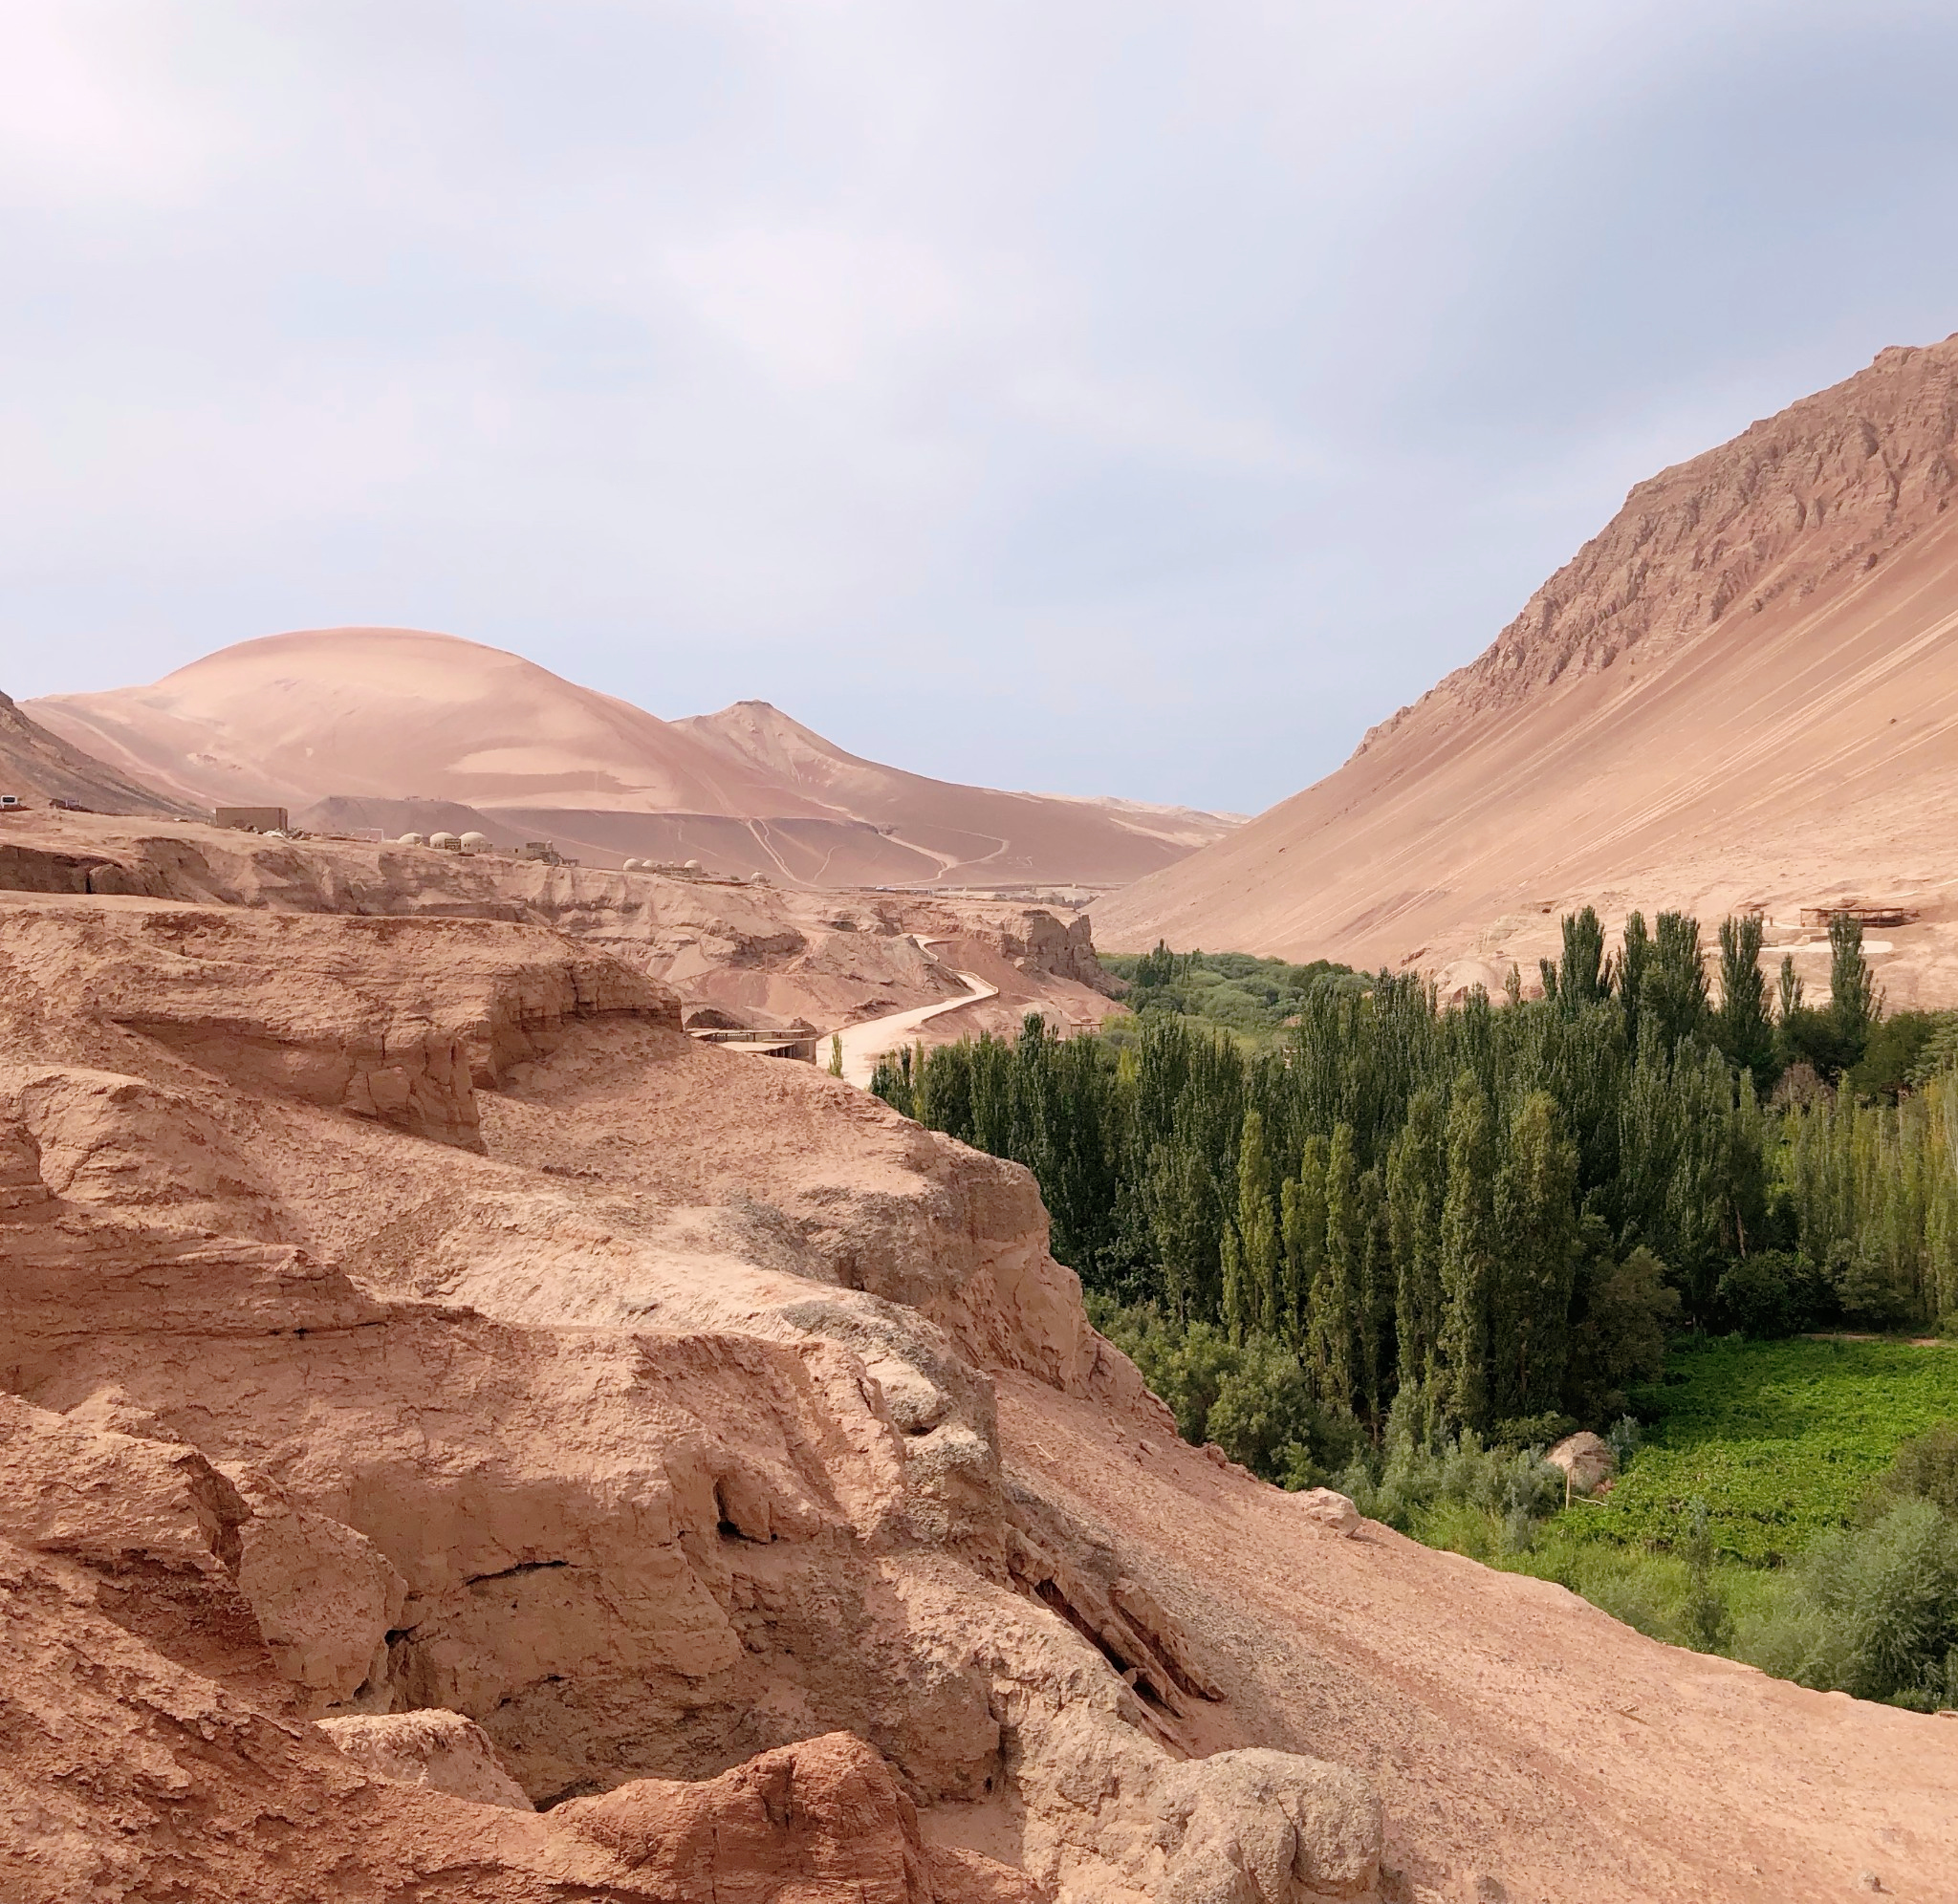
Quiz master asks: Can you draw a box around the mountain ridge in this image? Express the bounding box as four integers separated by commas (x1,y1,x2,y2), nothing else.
1095,333,1958,1004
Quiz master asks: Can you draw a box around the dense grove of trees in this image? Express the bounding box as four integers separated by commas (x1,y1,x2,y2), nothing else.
1098,945,1369,1042
876,906,1958,1451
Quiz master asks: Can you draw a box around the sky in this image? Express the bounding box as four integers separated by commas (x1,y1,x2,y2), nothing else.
7,3,1958,813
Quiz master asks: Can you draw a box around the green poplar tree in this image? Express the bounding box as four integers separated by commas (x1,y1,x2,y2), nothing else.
1620,912,1652,1049
1236,1109,1279,1335
1220,1218,1246,1344
1142,1137,1209,1326
1713,913,1775,1090
1828,912,1880,1060
1356,1164,1390,1425
1439,1072,1495,1433
1492,1090,1579,1419
1644,912,1710,1053
1313,1123,1360,1409
1541,906,1608,1012
1387,1086,1447,1392
1283,1135,1329,1350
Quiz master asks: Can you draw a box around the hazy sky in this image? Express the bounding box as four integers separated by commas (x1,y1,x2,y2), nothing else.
8,3,1958,811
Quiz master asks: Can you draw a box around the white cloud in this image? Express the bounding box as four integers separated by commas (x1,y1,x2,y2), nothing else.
0,4,230,205
664,227,975,389
1,0,1956,814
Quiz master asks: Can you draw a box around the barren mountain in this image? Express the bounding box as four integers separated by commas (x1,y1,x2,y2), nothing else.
1097,335,1958,1002
0,689,194,819
26,629,1238,889
4,815,1956,1902
681,699,1243,883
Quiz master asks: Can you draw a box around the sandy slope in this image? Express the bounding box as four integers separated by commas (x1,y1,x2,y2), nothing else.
0,690,195,819
681,699,1243,883
1002,1376,1958,1903
25,628,1238,888
1097,335,1958,1003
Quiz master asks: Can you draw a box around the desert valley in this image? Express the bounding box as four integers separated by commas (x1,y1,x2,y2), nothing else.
8,328,1958,1902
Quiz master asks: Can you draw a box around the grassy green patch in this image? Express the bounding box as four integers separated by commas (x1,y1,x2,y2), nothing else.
1575,1336,1958,1564
1404,1337,1958,1676
1469,1520,1788,1648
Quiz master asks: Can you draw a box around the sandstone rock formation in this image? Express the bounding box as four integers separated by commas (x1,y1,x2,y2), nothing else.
1097,334,1958,1006
318,1708,534,1809
26,626,1239,887
0,804,1119,1044
1,837,1953,1902
550,1731,1043,1904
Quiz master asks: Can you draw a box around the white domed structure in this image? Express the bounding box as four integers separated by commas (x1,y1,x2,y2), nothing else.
683,858,702,873
621,856,643,872
429,831,461,852
397,832,426,847
458,831,490,855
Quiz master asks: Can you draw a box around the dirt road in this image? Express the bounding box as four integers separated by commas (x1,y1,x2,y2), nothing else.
833,966,999,1087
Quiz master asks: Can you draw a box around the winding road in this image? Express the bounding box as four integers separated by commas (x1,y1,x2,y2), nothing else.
832,961,1000,1088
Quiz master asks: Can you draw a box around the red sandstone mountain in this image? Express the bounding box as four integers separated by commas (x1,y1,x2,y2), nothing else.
1097,335,1958,1005
27,628,1238,887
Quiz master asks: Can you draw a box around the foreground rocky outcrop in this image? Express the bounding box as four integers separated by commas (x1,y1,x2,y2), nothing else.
0,877,1376,1901
2,852,1953,1902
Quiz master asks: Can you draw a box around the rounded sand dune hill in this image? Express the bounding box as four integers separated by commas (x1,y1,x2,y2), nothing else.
1097,334,1958,1003
26,626,804,820
28,628,1239,888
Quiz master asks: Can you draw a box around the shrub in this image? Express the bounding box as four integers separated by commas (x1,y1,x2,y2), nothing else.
1712,1249,1836,1338
1680,1498,1732,1653
1713,1255,1793,1338
1741,1499,1958,1706
1491,1412,1577,1452
1563,1246,1680,1422
1778,1006,1862,1083
1846,1009,1957,1101
1087,1301,1360,1485
1604,1414,1642,1464
1207,1336,1350,1481
1342,1384,1564,1536
1860,1421,1958,1522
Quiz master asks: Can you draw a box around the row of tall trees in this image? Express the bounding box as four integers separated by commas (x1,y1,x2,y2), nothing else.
875,905,1930,1436
1780,1075,1958,1325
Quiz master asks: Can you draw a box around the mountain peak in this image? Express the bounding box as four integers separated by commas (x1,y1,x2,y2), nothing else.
1096,332,1958,1006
